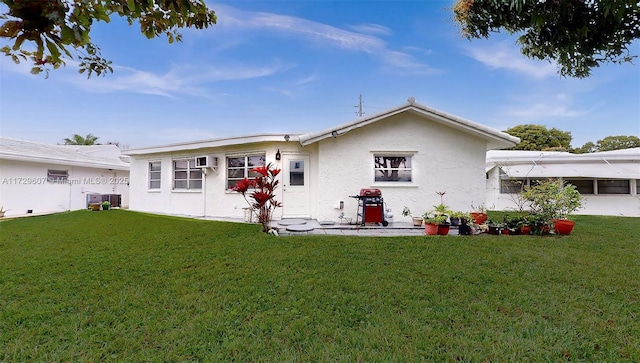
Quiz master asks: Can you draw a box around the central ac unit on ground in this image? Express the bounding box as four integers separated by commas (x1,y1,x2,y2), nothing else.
195,155,218,168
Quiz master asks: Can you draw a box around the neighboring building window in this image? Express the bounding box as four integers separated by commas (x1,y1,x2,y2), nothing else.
227,154,266,189
565,179,594,194
500,179,526,193
374,155,412,182
499,176,547,193
173,159,202,190
47,169,68,183
597,179,630,194
149,161,161,189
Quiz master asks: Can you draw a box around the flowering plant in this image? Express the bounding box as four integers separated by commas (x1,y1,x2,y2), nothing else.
231,162,283,233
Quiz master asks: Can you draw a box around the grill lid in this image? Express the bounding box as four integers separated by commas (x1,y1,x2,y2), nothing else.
359,188,382,197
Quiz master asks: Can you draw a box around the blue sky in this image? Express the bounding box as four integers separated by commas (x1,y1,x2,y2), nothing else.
1,1,638,149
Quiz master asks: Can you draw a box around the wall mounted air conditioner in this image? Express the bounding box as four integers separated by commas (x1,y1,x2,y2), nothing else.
195,155,218,169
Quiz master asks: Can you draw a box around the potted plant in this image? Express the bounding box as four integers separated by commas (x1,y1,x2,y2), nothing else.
486,220,502,235
503,213,531,235
522,179,582,235
423,212,449,235
402,206,423,227
422,192,453,235
449,211,471,226
101,200,111,210
470,202,487,224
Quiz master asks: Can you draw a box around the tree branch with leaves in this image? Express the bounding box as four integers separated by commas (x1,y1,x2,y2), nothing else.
453,0,640,78
1,0,216,77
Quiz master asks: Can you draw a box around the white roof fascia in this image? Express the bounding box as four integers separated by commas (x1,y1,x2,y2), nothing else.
0,137,129,170
0,153,129,171
499,163,640,179
299,100,520,150
124,133,303,156
487,149,640,179
487,149,640,165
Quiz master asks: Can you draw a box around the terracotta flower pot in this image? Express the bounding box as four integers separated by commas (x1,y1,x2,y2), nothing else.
424,223,438,235
553,219,575,235
519,225,531,235
437,224,450,235
470,212,487,224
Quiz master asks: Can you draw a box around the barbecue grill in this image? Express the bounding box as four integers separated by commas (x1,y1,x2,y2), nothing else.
351,188,389,227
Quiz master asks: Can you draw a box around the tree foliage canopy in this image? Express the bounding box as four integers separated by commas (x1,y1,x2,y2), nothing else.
63,133,99,145
575,135,640,153
1,0,216,77
453,0,640,78
504,124,572,151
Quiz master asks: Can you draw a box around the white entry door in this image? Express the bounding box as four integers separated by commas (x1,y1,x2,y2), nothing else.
281,154,310,218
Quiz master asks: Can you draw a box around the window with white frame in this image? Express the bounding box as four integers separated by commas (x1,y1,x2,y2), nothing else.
227,153,266,189
149,161,161,189
374,155,412,182
47,169,68,183
173,159,202,190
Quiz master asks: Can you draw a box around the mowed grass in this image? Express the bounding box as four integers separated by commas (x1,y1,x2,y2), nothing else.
0,211,638,362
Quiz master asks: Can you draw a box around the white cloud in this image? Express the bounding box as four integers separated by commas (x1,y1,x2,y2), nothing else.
213,4,437,74
67,62,293,98
466,41,557,79
504,103,583,119
348,23,393,36
501,93,588,122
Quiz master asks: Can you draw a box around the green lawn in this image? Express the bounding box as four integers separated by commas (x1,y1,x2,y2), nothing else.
1,210,638,362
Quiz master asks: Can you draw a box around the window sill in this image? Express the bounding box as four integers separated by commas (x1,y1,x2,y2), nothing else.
147,189,161,193
172,189,202,193
371,183,418,188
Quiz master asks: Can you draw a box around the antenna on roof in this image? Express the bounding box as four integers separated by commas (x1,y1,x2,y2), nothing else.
354,94,364,117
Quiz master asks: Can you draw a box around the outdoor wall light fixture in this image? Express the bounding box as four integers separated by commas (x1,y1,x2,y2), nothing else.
275,149,281,160
331,131,338,138
284,134,290,141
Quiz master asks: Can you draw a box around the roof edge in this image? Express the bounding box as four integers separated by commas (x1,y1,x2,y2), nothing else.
1,153,130,170
299,99,520,149
124,133,304,155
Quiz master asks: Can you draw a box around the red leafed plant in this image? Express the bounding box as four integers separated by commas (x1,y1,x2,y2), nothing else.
231,162,282,233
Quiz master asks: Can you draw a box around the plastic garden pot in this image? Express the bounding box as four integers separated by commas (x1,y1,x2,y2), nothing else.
471,212,487,224
553,219,575,235
424,223,438,235
437,224,450,235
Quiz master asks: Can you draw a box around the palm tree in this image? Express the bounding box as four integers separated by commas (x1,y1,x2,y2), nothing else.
63,133,100,145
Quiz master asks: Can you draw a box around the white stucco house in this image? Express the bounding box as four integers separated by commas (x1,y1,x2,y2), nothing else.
486,148,640,216
0,137,130,218
123,98,519,223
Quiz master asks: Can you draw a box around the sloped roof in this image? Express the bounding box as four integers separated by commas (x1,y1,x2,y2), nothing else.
0,137,130,170
487,148,640,179
298,97,520,150
124,99,519,155
124,133,304,155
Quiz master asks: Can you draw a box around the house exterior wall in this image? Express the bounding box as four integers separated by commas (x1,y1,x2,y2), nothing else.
128,141,316,219
315,112,488,223
0,159,129,217
485,167,640,217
